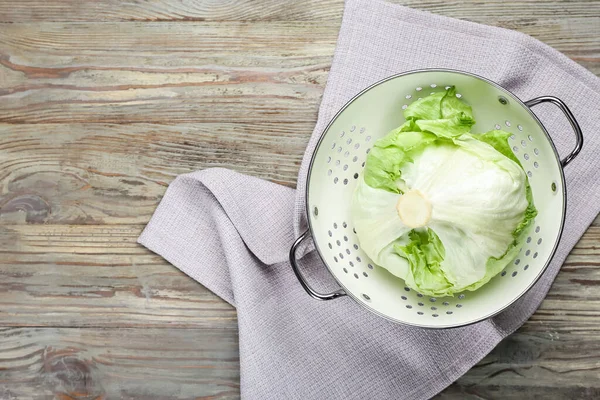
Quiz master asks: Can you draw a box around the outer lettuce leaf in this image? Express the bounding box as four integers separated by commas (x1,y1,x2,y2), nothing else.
415,112,475,138
363,129,437,193
394,228,452,295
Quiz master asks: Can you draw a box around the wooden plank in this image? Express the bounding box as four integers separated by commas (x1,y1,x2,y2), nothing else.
438,329,600,399
0,224,237,328
0,325,599,399
0,0,598,23
0,19,598,126
0,327,240,399
0,123,309,225
0,224,598,329
0,22,335,124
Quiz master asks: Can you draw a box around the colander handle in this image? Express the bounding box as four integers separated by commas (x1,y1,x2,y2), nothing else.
289,230,347,301
524,96,584,167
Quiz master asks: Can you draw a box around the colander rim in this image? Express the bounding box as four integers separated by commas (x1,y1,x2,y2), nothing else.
304,68,567,329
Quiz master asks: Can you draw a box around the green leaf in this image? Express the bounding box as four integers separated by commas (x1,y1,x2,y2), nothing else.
394,228,452,296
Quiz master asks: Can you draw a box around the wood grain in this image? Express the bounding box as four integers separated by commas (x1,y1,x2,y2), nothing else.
0,327,240,399
0,0,598,23
0,0,598,398
0,123,309,225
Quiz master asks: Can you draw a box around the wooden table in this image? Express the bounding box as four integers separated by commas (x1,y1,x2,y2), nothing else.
0,1,598,398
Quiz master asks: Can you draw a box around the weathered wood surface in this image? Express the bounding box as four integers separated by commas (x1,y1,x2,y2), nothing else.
0,0,598,398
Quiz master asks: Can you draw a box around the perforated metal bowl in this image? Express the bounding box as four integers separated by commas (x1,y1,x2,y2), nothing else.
290,69,583,329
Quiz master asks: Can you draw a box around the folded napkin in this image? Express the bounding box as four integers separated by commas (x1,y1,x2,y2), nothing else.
138,0,600,398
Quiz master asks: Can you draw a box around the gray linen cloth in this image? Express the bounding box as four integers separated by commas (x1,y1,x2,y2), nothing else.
138,0,600,398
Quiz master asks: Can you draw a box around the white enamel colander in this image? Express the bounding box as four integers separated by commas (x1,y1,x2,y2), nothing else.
290,69,583,329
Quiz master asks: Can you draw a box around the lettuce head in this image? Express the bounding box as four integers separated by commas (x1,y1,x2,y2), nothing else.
351,87,537,297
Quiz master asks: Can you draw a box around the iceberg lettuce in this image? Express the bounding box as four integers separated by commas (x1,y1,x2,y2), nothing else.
351,87,537,297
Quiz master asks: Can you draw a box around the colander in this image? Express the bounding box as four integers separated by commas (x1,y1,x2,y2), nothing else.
290,69,583,329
